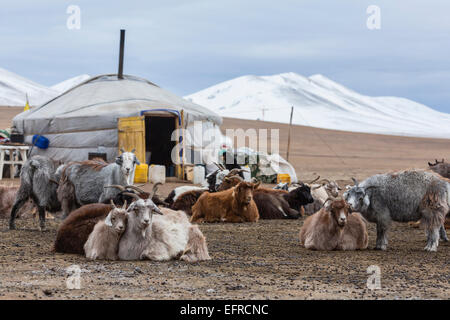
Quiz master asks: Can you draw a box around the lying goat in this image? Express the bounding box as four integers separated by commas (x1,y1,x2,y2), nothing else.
299,197,368,250
191,181,260,223
84,201,128,260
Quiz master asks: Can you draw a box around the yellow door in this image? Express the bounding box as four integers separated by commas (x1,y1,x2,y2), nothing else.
118,116,146,164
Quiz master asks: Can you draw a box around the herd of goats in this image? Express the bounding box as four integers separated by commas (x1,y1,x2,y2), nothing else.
0,150,449,263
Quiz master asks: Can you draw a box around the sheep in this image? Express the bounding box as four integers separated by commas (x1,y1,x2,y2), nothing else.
0,185,35,219
303,178,341,215
57,149,139,218
299,198,368,250
428,159,450,179
344,170,450,251
190,181,260,223
9,155,63,231
117,196,211,262
83,201,128,260
253,184,314,219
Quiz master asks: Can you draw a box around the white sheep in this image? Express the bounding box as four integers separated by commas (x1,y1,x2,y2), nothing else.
84,201,128,260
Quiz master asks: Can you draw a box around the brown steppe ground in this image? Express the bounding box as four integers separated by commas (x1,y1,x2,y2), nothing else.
0,106,449,300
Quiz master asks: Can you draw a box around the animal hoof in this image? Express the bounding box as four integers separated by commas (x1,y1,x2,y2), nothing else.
9,223,16,230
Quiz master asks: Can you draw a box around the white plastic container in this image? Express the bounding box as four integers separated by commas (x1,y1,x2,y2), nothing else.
193,166,205,185
242,165,251,182
149,165,166,184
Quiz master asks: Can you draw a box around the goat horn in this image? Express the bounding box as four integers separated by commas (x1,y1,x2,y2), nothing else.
306,175,320,184
104,185,126,191
110,199,117,208
149,182,162,200
318,179,330,185
120,147,126,153
122,192,141,200
124,185,146,194
351,177,359,186
428,162,434,166
122,200,127,209
49,179,59,185
213,162,223,171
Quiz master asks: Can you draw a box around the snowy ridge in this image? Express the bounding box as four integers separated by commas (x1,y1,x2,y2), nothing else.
0,68,90,107
185,72,450,139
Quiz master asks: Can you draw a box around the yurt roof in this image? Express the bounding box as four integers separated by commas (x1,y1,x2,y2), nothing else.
13,74,222,133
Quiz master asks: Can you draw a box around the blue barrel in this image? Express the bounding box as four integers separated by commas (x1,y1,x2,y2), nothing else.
32,135,49,149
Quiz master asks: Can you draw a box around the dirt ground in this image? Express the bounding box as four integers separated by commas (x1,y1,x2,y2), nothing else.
0,107,449,300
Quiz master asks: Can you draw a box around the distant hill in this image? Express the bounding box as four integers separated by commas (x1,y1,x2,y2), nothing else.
0,68,89,107
186,72,450,139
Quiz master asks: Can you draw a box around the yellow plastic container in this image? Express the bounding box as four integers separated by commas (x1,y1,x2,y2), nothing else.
277,173,291,184
134,164,149,183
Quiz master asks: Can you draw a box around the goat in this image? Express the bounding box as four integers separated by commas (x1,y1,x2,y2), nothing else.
428,159,450,179
54,203,113,254
253,184,314,219
83,201,128,260
299,198,368,250
165,186,208,206
171,175,244,215
117,196,211,262
54,185,161,254
9,156,63,231
344,171,450,251
57,149,139,218
304,178,341,215
0,185,35,219
190,181,260,223
106,183,167,207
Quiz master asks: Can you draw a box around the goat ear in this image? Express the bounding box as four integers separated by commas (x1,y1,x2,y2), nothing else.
115,156,123,165
324,199,332,211
428,162,433,166
131,148,136,153
120,147,126,153
134,156,140,165
105,212,113,227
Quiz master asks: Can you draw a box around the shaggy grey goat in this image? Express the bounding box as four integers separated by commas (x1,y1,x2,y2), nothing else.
57,149,139,218
84,200,128,260
344,170,450,251
9,155,63,231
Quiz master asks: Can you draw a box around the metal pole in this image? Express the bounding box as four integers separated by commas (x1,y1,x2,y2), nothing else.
118,29,125,79
286,106,294,161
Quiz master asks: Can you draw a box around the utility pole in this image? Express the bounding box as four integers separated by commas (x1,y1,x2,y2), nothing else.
118,29,125,79
286,106,294,161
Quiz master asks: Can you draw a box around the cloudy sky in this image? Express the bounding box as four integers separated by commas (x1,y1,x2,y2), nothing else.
1,0,450,113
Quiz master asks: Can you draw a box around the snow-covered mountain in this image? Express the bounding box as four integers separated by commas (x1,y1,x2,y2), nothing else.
0,68,90,107
51,74,90,93
185,72,450,139
0,68,59,107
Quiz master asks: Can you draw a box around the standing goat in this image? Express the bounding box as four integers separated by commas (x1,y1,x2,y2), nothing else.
0,185,35,219
299,198,368,250
190,181,260,223
9,156,63,231
344,170,449,251
57,150,139,218
83,201,128,260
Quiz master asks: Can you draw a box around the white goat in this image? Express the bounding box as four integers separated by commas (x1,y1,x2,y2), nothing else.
303,179,341,215
118,197,211,262
84,201,128,260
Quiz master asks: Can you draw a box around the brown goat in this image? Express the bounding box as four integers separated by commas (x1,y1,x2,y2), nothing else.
299,198,368,250
190,181,260,223
172,175,243,215
0,185,35,219
54,203,112,254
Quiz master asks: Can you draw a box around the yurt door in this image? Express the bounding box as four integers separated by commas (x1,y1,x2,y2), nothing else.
118,116,146,164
